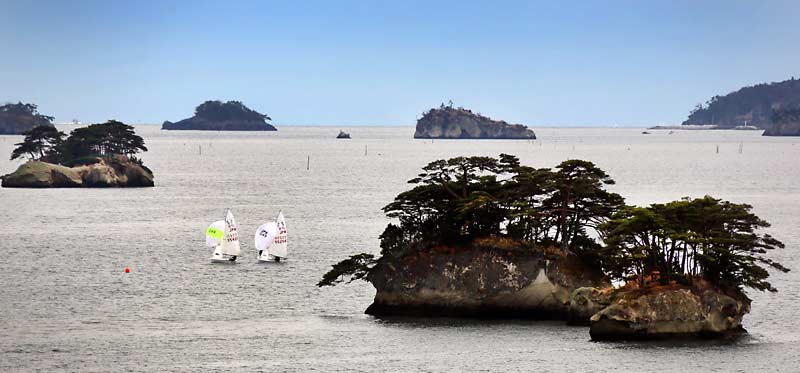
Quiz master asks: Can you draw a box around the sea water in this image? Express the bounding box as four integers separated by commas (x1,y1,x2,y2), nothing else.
1,126,798,371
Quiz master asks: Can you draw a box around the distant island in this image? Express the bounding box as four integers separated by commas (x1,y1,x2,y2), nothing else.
336,130,351,139
414,103,536,139
764,108,800,136
1,121,153,188
0,102,55,135
683,77,800,129
162,100,276,131
319,155,788,340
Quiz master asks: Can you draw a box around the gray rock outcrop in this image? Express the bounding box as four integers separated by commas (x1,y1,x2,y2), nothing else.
1,156,154,188
0,161,82,188
589,286,749,340
364,247,607,319
568,287,612,325
414,106,536,139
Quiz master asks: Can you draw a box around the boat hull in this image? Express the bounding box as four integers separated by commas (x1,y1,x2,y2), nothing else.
210,253,237,263
257,254,285,263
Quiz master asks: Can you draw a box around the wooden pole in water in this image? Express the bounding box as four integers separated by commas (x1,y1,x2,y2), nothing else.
739,142,743,154
306,155,310,170
199,145,202,155
365,145,367,156
716,145,719,154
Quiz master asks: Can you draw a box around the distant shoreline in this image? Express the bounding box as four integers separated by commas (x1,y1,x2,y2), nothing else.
648,124,761,131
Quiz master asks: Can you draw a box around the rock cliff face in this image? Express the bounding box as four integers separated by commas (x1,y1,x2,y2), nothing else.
365,248,607,319
568,287,612,325
1,156,154,188
363,244,753,338
763,108,800,136
589,285,749,341
414,106,536,139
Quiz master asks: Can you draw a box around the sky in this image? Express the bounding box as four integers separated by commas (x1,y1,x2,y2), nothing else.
1,0,799,126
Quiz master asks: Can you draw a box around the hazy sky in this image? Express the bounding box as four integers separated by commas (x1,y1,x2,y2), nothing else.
2,0,799,126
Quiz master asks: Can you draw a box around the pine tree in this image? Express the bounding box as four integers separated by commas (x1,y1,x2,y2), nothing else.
10,125,65,161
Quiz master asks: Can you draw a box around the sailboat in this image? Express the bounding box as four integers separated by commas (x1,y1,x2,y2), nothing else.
207,209,241,263
255,210,288,262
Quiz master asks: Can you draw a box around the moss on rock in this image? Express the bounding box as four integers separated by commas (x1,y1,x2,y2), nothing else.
1,156,154,188
589,284,749,340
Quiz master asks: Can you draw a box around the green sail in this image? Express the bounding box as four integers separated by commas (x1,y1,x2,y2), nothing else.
206,226,223,239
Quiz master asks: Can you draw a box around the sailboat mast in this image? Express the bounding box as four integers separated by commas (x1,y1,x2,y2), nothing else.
220,208,229,253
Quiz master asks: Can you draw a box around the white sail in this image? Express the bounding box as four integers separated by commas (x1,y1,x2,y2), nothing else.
269,211,288,258
205,220,225,248
254,222,277,254
220,209,241,256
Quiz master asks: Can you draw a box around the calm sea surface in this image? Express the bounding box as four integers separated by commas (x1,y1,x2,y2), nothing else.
1,126,798,372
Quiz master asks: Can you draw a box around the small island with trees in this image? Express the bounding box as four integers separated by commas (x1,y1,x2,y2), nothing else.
319,154,788,340
162,100,276,131
414,103,536,139
0,102,55,135
1,121,153,188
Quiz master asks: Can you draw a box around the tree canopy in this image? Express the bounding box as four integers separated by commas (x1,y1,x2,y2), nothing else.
380,155,625,257
599,196,789,292
194,100,271,122
10,125,65,161
9,120,147,164
61,120,147,160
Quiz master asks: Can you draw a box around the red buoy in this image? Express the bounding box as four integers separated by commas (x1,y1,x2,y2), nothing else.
124,267,131,273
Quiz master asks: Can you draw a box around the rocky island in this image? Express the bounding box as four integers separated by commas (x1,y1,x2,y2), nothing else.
588,281,749,340
162,100,276,131
414,104,536,139
763,108,800,136
0,102,55,135
1,121,153,188
682,77,800,130
319,155,788,340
